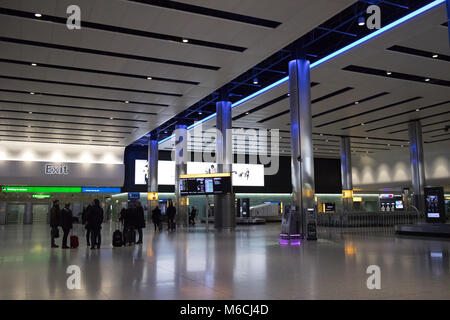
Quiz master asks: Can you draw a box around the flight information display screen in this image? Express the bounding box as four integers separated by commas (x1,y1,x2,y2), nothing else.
180,176,232,195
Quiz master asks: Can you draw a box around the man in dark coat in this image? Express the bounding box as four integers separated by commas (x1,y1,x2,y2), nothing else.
135,200,146,244
60,203,73,249
166,202,176,231
87,199,103,250
50,200,61,248
151,205,162,231
82,201,93,247
121,203,136,245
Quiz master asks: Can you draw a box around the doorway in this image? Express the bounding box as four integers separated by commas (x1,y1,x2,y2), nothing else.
6,203,25,224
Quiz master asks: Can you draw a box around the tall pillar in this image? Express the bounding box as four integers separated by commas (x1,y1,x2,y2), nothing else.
174,125,188,227
23,202,33,225
214,100,235,230
408,120,426,213
147,138,159,217
340,136,353,213
288,58,317,240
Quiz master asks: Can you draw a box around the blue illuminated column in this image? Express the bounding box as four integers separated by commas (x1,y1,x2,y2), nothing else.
340,136,353,213
174,124,188,227
214,99,235,230
289,58,316,239
147,137,159,215
408,120,426,213
447,0,450,44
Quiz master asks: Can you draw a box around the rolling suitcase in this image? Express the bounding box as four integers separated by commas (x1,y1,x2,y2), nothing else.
112,221,123,247
70,234,79,248
112,229,123,247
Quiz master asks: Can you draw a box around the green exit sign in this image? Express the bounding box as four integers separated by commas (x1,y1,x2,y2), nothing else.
1,186,82,193
32,195,52,199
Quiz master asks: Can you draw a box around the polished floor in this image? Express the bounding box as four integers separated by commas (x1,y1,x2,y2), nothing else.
0,222,449,300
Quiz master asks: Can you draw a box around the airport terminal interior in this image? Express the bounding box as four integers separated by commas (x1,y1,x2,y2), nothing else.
0,0,449,300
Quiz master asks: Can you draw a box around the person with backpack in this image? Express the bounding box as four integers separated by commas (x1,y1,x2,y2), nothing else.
87,199,103,250
50,200,61,248
151,205,162,231
167,201,176,232
60,203,73,249
135,200,146,244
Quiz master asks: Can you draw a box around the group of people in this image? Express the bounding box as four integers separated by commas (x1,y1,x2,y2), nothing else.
119,200,146,245
50,199,104,249
81,199,104,249
50,199,199,249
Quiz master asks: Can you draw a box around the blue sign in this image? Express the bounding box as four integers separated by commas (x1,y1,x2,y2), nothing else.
128,192,140,200
81,187,121,193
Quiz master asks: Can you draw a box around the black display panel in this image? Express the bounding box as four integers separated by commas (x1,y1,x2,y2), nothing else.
180,176,232,195
424,187,446,223
325,203,336,212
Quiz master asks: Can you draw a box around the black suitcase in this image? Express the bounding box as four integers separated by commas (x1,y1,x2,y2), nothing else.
112,229,123,247
125,227,136,244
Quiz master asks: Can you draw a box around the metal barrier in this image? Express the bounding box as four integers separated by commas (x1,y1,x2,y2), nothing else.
317,211,426,236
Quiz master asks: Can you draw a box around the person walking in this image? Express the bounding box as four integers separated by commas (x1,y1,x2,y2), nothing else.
167,201,176,232
87,199,103,250
151,205,162,231
189,206,197,226
135,200,146,244
82,201,93,247
60,203,73,249
50,200,61,248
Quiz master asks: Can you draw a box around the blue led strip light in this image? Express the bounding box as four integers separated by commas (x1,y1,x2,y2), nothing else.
159,0,445,144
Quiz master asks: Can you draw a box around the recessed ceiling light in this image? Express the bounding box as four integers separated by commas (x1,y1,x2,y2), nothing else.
110,117,114,120
416,109,420,112
386,71,392,75
432,54,438,58
425,78,430,82
182,38,189,43
245,112,249,115
253,78,258,85
361,123,365,126
355,101,359,104
29,111,33,114
31,63,37,66
198,111,202,115
98,130,101,132
147,76,152,80
34,13,42,18
124,100,129,104
28,125,31,128
366,137,369,140
387,144,390,146
30,92,35,95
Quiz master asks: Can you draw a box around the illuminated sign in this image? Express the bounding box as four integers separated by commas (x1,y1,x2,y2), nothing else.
44,163,69,175
81,187,121,193
1,186,81,193
342,190,353,199
380,194,394,198
353,197,362,202
148,192,159,201
32,195,51,199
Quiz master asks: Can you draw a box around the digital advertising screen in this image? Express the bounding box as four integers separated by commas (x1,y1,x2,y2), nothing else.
136,160,264,187
135,160,175,185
